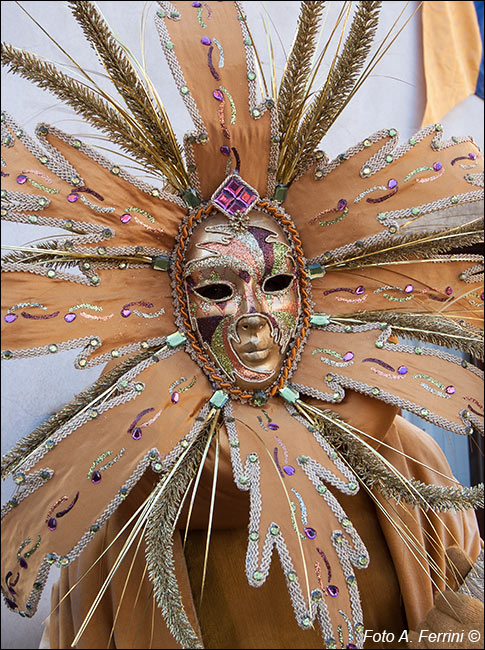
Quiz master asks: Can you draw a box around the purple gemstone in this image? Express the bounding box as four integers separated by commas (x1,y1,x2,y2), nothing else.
201,36,212,46
481,292,484,301
67,193,79,203
445,286,453,296
433,162,442,171
171,392,180,404
47,517,57,531
4,314,17,323
121,308,132,318
120,213,132,223
64,312,77,323
16,174,27,184
326,584,339,597
387,178,398,189
337,199,347,211
445,385,456,395
268,422,279,430
132,427,142,440
283,465,295,476
355,285,365,295
397,365,408,375
469,153,477,160
220,145,231,156
91,471,102,484
304,526,317,540
347,644,358,649
343,351,354,362
213,89,224,101
19,557,28,570
404,284,414,293
192,1,202,7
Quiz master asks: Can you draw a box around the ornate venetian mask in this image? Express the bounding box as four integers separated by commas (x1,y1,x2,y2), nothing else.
183,210,301,391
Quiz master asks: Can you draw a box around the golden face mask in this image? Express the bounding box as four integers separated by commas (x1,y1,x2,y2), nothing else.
183,210,301,391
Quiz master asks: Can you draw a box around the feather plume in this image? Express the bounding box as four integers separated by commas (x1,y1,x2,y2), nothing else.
277,2,326,141
297,404,484,512
67,1,186,180
332,311,484,360
145,424,213,649
1,243,153,269
279,1,382,183
1,41,188,190
326,218,484,270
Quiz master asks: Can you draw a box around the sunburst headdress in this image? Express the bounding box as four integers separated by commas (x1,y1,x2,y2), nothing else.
1,2,483,648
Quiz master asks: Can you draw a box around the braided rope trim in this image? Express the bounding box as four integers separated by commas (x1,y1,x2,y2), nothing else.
171,200,312,402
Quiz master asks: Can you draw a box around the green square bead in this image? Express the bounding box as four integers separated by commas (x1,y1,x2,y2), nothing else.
310,314,330,326
272,184,288,203
306,263,326,279
166,332,186,348
209,390,229,409
181,188,201,208
151,256,171,271
279,386,300,403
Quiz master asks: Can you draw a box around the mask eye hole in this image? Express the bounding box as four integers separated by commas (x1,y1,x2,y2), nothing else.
262,274,295,294
193,283,234,302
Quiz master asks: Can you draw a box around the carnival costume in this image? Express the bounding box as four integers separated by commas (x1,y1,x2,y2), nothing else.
1,2,484,649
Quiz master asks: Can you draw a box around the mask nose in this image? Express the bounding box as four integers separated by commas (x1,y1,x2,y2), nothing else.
236,314,269,344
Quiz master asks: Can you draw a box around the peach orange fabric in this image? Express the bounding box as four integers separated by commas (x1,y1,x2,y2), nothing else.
421,1,482,126
47,413,481,649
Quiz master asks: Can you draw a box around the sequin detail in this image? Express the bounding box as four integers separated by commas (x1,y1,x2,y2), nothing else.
208,46,221,81
55,492,79,517
121,301,154,317
79,194,115,213
127,206,155,223
128,408,155,439
309,200,349,226
273,447,284,477
20,310,59,320
217,96,230,138
17,536,41,569
22,169,53,184
212,38,224,67
219,86,237,125
69,303,102,312
316,546,332,582
88,448,125,482
414,373,451,398
132,215,165,234
451,153,477,167
291,488,308,525
362,358,394,372
27,178,59,194
79,311,114,321
169,376,197,395
8,302,47,313
354,182,398,203
313,348,355,368
404,164,443,183
374,285,413,302
197,2,212,28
